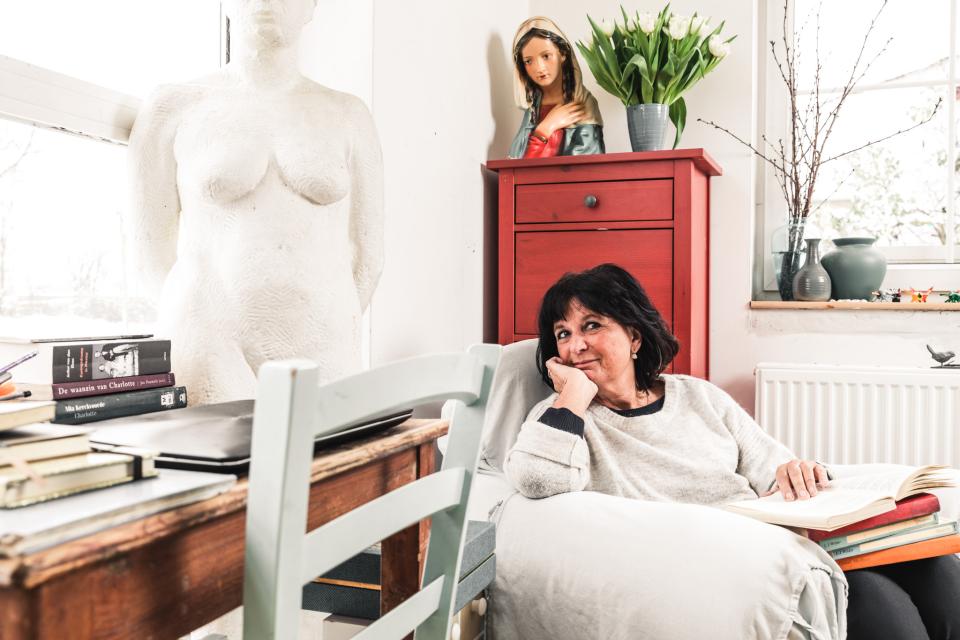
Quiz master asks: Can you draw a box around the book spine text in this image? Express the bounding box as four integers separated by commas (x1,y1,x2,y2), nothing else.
52,386,187,425
50,373,176,400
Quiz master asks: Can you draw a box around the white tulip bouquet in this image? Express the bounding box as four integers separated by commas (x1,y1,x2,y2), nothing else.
577,4,734,148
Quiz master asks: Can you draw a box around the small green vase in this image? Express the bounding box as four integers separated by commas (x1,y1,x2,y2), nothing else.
820,237,887,300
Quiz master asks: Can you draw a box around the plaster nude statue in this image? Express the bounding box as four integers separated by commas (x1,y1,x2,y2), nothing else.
127,0,383,406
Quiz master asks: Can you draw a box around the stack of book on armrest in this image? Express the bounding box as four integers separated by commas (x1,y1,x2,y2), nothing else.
834,533,960,571
803,493,954,558
724,464,958,570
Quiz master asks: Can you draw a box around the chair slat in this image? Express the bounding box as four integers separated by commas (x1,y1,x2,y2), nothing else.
243,345,501,640
299,468,466,584
415,344,500,639
352,576,445,640
314,353,484,438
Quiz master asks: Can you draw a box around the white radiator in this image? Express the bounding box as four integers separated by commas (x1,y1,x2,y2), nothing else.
755,363,960,467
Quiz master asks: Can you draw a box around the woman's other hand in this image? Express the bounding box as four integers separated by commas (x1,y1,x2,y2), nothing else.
546,356,598,417
534,102,586,139
765,459,830,501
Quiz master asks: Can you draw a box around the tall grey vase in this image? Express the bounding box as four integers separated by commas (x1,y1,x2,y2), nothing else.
626,104,669,151
792,238,832,301
820,237,887,300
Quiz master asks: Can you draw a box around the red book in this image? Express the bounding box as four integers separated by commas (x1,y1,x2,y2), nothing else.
18,373,176,401
806,493,941,542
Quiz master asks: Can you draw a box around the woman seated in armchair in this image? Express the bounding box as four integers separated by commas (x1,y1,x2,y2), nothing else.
504,263,960,640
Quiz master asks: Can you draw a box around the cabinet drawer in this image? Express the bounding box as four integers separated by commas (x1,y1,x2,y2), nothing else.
514,229,673,335
515,179,672,224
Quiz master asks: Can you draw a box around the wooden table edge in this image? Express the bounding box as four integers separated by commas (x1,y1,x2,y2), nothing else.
0,418,448,589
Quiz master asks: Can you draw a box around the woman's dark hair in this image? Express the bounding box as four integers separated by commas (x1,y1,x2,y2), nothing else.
514,28,576,106
535,263,680,392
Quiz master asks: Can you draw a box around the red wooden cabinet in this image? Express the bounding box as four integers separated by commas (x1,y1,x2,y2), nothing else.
486,149,721,378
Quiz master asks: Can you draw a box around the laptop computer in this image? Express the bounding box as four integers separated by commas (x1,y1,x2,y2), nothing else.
89,400,413,474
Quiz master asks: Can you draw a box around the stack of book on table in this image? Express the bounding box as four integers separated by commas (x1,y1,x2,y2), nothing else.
0,335,191,509
0,462,235,555
0,422,157,508
0,335,187,425
724,464,960,570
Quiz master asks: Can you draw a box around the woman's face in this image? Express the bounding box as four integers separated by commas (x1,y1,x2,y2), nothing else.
552,299,641,391
520,36,565,92
226,0,315,50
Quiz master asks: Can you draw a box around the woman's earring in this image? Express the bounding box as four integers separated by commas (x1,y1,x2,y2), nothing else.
631,351,638,360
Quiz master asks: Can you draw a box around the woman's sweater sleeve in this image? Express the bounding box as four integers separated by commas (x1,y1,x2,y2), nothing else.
718,388,796,496
503,397,591,499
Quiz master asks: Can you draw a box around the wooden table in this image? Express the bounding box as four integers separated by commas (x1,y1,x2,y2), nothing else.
0,418,448,639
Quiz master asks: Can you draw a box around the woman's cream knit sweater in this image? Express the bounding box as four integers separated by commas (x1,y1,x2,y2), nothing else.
504,374,796,503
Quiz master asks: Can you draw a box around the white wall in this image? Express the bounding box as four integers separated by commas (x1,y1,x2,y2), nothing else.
300,0,374,106
368,2,530,365
302,0,960,414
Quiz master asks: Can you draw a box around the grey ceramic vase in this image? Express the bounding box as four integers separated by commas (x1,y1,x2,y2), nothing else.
792,238,832,301
820,237,887,300
626,103,669,151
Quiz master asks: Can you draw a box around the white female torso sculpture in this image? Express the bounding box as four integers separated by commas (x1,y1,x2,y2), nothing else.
127,0,383,405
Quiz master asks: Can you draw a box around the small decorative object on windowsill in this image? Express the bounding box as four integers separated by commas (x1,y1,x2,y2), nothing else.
792,238,831,301
820,237,888,301
926,344,958,368
945,291,960,303
872,289,901,303
577,6,734,151
771,222,805,302
699,1,941,301
906,287,935,303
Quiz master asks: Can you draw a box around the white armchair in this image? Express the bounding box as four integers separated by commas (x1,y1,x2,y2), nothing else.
473,340,852,640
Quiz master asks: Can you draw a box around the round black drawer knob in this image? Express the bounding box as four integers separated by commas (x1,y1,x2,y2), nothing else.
584,195,599,208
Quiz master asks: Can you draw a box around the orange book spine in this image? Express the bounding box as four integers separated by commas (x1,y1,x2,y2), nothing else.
837,534,960,571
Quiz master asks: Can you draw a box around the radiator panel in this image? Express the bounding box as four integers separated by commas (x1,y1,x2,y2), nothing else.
755,364,960,466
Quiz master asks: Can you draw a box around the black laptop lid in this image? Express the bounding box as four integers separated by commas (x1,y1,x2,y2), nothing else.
89,400,412,473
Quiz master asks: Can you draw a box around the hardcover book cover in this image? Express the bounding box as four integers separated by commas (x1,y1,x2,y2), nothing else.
51,340,171,383
0,450,157,508
0,400,57,432
0,338,171,384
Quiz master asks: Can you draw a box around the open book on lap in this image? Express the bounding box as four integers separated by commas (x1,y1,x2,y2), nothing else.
724,464,955,531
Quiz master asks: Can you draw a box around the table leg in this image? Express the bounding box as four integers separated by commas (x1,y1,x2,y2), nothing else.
380,442,436,638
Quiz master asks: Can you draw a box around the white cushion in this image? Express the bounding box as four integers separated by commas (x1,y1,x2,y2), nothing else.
478,339,550,473
490,491,847,640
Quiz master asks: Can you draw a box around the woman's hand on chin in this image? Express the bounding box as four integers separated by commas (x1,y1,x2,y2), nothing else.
546,356,598,417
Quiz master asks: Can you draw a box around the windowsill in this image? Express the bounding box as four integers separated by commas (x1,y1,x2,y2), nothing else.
750,301,960,311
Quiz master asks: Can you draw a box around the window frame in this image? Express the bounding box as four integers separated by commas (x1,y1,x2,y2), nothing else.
756,0,960,297
0,6,229,332
0,54,140,144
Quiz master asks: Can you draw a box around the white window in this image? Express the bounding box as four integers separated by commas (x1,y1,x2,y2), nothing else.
759,0,960,293
0,2,223,336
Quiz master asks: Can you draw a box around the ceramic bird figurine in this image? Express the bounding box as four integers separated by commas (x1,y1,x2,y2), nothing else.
927,344,956,367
